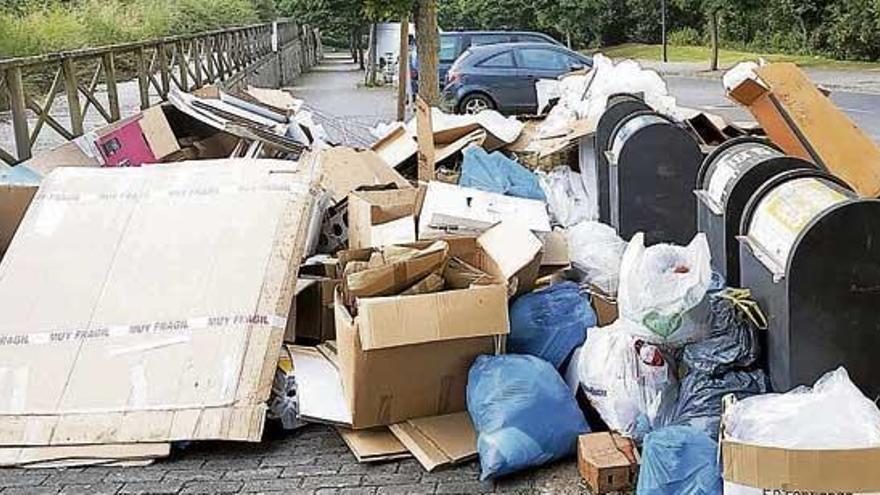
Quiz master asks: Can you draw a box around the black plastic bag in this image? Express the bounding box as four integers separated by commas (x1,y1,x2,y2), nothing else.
669,369,769,440
682,289,764,376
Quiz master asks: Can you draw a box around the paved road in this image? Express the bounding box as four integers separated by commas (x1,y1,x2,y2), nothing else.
666,76,880,142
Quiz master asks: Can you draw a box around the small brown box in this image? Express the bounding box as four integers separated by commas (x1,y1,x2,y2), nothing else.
578,432,640,494
589,285,618,327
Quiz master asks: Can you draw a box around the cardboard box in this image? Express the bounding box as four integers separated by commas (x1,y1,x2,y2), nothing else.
0,164,40,261
284,276,339,343
348,188,419,249
727,63,880,197
0,158,317,446
317,147,412,204
578,432,640,494
335,235,514,429
589,285,618,327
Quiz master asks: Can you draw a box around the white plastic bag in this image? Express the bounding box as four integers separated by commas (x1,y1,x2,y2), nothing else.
566,221,626,295
578,321,677,438
537,167,595,227
724,367,880,495
617,233,712,344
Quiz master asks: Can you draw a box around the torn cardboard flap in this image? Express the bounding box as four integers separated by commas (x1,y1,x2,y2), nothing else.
348,188,419,250
318,147,413,203
389,412,477,472
476,222,543,282
722,440,880,492
343,241,449,301
289,345,352,426
372,124,418,169
337,427,411,463
0,158,317,446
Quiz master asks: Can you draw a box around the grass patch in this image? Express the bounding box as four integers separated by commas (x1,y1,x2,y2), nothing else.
595,43,880,71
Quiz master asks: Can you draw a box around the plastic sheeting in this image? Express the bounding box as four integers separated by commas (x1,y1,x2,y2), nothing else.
566,221,627,295
467,354,589,480
636,425,722,495
509,281,595,369
537,167,596,227
618,233,712,345
683,290,762,376
459,146,546,200
667,370,768,440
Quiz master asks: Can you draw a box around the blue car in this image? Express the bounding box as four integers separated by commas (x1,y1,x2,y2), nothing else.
410,31,562,95
440,42,593,115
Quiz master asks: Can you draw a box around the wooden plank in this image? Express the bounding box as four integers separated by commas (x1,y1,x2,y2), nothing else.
6,67,31,162
60,57,84,136
103,52,120,121
193,39,204,87
157,43,171,98
176,41,189,91
136,46,150,110
415,95,435,182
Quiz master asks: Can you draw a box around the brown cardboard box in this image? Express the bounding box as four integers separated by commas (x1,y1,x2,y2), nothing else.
0,158,316,446
589,285,618,327
335,236,514,429
348,188,419,249
0,164,40,261
727,63,880,197
578,432,640,494
284,276,339,344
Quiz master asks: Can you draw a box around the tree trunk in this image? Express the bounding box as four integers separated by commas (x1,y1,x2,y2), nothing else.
397,18,410,120
709,11,719,71
350,32,357,61
366,22,378,86
566,30,572,49
413,0,440,105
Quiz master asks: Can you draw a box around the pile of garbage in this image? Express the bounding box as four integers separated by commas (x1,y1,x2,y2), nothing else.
1,52,880,495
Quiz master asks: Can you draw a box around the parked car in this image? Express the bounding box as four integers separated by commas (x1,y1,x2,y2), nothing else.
410,31,562,95
440,42,593,115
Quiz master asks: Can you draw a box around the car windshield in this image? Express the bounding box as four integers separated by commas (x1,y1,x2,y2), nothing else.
439,36,457,62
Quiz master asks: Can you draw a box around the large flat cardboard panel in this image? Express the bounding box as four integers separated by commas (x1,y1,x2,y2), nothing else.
0,158,317,446
335,292,498,429
318,148,412,203
372,124,418,169
722,440,880,492
0,442,170,468
337,427,411,462
139,105,181,160
416,96,436,182
289,345,351,426
22,141,100,176
389,412,477,471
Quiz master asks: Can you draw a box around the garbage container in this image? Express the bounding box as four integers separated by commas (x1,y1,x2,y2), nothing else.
738,168,880,397
695,137,816,286
606,111,702,245
594,94,651,224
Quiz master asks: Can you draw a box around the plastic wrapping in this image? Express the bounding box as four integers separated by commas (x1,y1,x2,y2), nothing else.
566,221,627,295
618,233,712,344
667,370,768,440
459,146,546,200
509,281,595,369
467,354,590,480
537,167,595,227
578,322,677,439
725,367,880,449
683,290,763,375
636,425,722,495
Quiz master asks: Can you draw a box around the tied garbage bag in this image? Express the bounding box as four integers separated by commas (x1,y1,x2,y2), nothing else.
578,323,677,438
618,233,712,344
636,425,722,495
724,367,880,495
459,145,546,201
566,221,627,295
683,289,764,375
666,370,768,440
467,354,589,480
509,281,595,369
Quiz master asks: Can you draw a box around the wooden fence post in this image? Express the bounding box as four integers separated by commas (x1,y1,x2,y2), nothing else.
6,67,31,162
60,57,84,136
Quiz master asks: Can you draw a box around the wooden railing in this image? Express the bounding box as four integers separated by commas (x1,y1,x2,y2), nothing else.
0,20,321,165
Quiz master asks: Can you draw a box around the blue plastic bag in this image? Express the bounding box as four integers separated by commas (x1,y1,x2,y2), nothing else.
637,426,722,495
509,281,595,369
467,354,589,480
459,146,546,200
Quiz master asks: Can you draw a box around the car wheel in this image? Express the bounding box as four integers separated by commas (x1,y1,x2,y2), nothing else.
460,93,495,115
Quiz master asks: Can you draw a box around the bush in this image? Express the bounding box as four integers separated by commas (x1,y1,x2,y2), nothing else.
668,27,702,46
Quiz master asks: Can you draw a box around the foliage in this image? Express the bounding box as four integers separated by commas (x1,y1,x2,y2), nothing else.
668,28,703,46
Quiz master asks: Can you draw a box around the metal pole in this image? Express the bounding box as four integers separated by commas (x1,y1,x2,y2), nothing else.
661,0,668,63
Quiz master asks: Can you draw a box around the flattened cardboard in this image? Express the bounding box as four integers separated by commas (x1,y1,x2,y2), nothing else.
435,129,486,164
22,141,100,176
728,63,880,197
578,433,640,494
0,164,40,261
289,345,352,426
0,158,317,446
418,181,551,238
722,440,880,492
139,105,181,160
348,188,419,249
389,412,477,471
416,96,436,182
0,443,171,468
318,147,412,203
337,427,411,462
344,241,449,301
372,124,418,169
541,230,570,267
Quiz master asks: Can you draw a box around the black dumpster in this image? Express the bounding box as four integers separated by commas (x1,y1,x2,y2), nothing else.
594,93,651,224
606,111,702,245
738,168,880,397
695,137,816,286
